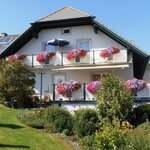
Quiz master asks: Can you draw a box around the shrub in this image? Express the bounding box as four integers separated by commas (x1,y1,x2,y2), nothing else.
130,105,150,125
74,109,99,138
96,74,133,124
121,128,150,150
44,123,56,133
19,112,45,129
43,106,73,134
25,121,44,129
137,122,150,130
79,135,96,150
95,126,126,150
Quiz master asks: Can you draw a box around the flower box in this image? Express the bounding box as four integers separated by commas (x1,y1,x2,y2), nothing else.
66,49,87,60
56,80,81,97
86,81,101,94
36,51,55,63
100,47,120,59
7,53,26,61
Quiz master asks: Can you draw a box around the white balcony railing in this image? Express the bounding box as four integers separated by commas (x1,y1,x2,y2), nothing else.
22,49,128,67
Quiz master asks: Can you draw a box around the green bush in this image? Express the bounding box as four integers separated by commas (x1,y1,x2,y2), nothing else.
25,121,44,129
121,128,150,150
79,135,96,150
95,126,126,150
74,109,99,138
131,105,150,125
61,129,70,136
44,123,56,133
43,106,73,134
19,112,46,129
137,122,150,130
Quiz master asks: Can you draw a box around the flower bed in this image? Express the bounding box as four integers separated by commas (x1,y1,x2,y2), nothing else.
56,80,81,96
8,53,26,61
36,51,55,63
100,47,120,59
66,49,87,60
86,81,101,94
124,79,147,91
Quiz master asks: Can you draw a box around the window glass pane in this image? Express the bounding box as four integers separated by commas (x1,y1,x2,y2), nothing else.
45,45,55,52
78,40,90,50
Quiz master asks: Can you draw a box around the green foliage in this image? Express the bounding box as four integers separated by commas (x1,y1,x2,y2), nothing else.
137,122,150,130
74,109,99,138
95,126,126,150
96,74,133,123
121,128,150,150
19,112,45,129
0,61,35,107
44,106,73,133
61,129,70,136
79,135,97,150
131,105,150,125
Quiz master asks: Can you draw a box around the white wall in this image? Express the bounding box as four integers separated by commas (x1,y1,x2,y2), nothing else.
19,25,126,54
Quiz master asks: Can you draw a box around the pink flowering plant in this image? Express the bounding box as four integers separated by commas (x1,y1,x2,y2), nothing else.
8,53,26,61
56,80,81,96
124,79,147,92
66,49,87,60
86,81,101,94
100,47,120,59
36,51,55,63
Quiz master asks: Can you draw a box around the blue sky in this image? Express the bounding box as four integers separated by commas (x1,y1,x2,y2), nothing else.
0,0,150,53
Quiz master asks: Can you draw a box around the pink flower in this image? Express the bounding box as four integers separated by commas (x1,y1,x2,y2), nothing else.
36,52,55,63
56,80,81,96
124,79,147,91
66,49,87,60
86,81,101,94
100,47,120,59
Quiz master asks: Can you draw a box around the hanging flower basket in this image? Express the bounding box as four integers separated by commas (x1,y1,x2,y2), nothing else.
36,51,55,63
124,79,147,92
7,53,26,61
100,47,120,59
56,80,81,96
86,81,101,94
66,49,87,60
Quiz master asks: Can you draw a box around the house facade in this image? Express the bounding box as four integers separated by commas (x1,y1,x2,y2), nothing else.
0,7,149,111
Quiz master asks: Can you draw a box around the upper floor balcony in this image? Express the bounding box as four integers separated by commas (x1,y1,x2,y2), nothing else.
22,48,128,68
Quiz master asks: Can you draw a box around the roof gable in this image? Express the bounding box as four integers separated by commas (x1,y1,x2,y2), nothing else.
36,6,91,22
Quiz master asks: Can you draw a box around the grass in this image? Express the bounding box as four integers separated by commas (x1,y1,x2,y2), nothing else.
0,105,74,150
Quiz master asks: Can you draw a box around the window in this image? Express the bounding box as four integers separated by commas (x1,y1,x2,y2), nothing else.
62,28,71,35
42,42,55,52
77,40,91,50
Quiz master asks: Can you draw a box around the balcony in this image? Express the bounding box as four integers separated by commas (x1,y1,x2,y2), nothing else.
22,49,128,68
45,83,150,101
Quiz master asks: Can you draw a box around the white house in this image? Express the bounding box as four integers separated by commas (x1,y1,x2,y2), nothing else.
0,6,150,111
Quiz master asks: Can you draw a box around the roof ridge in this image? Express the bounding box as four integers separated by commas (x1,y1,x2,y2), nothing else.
36,6,67,22
35,6,91,22
66,6,91,16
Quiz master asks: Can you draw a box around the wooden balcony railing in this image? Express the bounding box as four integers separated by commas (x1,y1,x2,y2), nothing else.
22,49,128,67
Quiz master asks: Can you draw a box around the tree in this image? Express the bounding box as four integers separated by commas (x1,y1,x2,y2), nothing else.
96,74,133,124
0,60,35,107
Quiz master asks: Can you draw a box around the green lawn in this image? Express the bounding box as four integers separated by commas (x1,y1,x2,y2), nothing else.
0,105,74,150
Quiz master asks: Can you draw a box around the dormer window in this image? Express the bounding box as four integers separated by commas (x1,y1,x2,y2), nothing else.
62,28,71,35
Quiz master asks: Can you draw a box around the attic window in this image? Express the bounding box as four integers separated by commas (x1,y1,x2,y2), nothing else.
62,28,71,34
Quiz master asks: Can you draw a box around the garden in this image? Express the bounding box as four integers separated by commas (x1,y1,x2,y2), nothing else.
16,75,150,150
0,60,150,150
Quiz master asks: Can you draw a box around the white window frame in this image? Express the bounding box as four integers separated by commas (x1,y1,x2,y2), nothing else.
77,39,92,51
